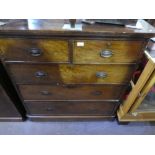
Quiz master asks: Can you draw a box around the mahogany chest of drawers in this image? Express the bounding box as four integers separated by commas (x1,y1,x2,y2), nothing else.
0,19,155,121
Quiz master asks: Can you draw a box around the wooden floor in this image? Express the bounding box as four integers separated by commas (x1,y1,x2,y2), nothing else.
0,119,155,135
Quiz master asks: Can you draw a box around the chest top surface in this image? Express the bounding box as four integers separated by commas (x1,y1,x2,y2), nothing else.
0,19,155,38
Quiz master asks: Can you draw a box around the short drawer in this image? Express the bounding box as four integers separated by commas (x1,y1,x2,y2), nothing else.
73,40,143,64
0,39,69,62
25,101,119,116
18,84,125,101
6,64,135,84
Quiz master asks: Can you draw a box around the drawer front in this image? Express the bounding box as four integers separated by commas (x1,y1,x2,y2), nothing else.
25,101,119,116
0,39,69,62
73,40,143,64
18,84,125,101
7,64,135,84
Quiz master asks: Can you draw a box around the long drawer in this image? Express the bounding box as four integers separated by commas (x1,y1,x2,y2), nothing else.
73,40,143,64
18,84,125,101
25,101,119,116
6,64,135,84
0,39,69,62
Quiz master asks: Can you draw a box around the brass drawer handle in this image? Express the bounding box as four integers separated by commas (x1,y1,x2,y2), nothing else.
29,48,42,57
100,50,113,58
35,71,47,78
96,72,107,78
40,91,52,95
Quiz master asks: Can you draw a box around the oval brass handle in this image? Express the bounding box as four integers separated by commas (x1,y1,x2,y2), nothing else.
100,50,113,58
96,72,107,78
29,48,42,57
35,71,47,78
40,90,52,95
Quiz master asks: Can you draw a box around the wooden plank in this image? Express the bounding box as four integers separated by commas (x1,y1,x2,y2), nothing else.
118,58,155,117
130,71,155,112
130,80,135,88
118,111,155,122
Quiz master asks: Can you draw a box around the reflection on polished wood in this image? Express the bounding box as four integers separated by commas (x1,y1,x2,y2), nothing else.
0,19,155,38
0,39,69,62
0,19,155,121
73,40,143,64
6,64,135,84
18,84,125,101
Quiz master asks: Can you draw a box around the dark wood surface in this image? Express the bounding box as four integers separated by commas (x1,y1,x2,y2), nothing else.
0,38,69,62
0,19,155,121
0,62,26,121
73,40,144,64
25,101,119,116
0,19,155,38
0,38,145,64
6,63,135,84
0,84,22,121
17,84,126,101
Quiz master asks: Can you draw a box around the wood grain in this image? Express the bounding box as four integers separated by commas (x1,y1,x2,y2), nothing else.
25,101,119,116
0,39,69,62
0,19,153,120
119,59,155,117
131,71,155,112
117,111,155,122
74,40,143,64
6,64,136,84
18,84,126,101
0,19,154,38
